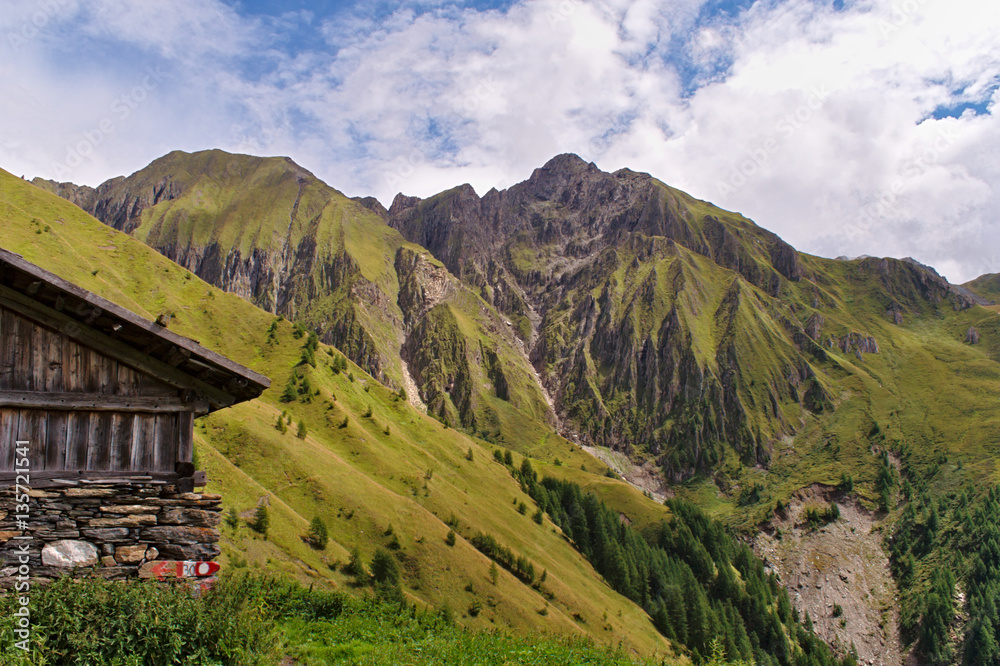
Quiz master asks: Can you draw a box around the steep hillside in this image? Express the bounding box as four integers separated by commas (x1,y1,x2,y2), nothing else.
35,149,1000,664
35,151,554,446
385,155,996,485
4,167,854,666
2,166,672,657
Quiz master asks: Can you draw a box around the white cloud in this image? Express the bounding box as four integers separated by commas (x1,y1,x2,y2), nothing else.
1,0,999,281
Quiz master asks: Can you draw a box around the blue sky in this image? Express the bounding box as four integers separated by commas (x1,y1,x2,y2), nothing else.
1,0,999,282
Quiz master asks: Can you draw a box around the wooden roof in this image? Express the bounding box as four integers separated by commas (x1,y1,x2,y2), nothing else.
0,247,269,410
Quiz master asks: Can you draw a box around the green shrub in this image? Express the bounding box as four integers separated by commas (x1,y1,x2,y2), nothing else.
249,505,269,537
280,376,298,403
0,571,348,665
343,546,368,581
371,548,403,604
446,529,456,546
307,516,329,550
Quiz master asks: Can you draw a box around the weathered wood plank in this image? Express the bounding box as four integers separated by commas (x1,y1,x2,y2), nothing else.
135,415,157,470
117,363,140,396
0,391,197,413
177,412,194,464
86,345,103,393
12,312,30,391
138,375,181,397
44,411,68,472
0,308,14,390
18,410,47,471
29,319,46,392
64,412,90,470
109,412,134,471
0,470,179,487
44,327,64,392
86,411,112,471
0,409,17,471
97,356,115,395
0,283,241,408
153,413,178,472
0,247,267,391
63,335,83,392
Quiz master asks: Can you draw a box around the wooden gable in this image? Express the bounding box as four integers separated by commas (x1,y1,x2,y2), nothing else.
0,248,269,485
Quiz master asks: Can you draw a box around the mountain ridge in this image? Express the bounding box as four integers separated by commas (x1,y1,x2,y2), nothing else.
25,148,1000,663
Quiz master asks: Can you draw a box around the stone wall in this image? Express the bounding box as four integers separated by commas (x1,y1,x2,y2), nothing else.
0,482,221,587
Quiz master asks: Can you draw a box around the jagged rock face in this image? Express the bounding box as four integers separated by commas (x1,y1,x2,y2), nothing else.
384,154,981,478
395,247,458,333
966,327,981,344
42,149,552,437
386,156,819,474
44,148,985,483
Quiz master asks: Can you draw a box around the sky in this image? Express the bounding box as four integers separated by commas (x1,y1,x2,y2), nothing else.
1,0,998,283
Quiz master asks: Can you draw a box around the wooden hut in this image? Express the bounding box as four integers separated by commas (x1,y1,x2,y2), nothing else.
0,247,269,582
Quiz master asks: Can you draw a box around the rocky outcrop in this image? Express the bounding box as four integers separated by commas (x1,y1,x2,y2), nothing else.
395,247,458,332
966,326,981,344
805,313,825,340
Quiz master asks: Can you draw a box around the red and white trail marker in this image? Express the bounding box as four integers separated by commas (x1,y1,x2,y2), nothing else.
139,560,221,580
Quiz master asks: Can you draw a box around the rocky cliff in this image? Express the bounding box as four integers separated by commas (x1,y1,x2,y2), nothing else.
385,155,977,479
36,150,553,441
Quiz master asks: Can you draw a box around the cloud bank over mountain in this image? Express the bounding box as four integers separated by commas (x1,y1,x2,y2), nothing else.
1,0,997,281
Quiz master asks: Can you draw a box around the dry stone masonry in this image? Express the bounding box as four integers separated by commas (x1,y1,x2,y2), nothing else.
0,480,221,587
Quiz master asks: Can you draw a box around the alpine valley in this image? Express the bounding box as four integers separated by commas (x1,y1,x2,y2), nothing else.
6,147,1000,665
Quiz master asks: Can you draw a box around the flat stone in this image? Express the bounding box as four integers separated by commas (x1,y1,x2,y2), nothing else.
87,515,157,528
31,530,81,540
114,545,147,564
101,556,117,567
156,542,221,561
102,505,160,515
63,489,115,498
41,540,99,568
159,508,222,527
140,526,219,544
159,493,204,501
80,528,130,540
143,498,222,507
28,489,58,498
0,531,20,542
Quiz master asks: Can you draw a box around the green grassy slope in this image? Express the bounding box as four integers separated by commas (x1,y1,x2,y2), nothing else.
964,272,1000,302
36,149,556,454
0,167,675,659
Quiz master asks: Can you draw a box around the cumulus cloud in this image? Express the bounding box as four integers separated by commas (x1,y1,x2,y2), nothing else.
1,0,998,281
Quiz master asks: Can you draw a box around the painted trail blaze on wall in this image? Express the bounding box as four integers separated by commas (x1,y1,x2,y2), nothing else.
0,246,270,585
